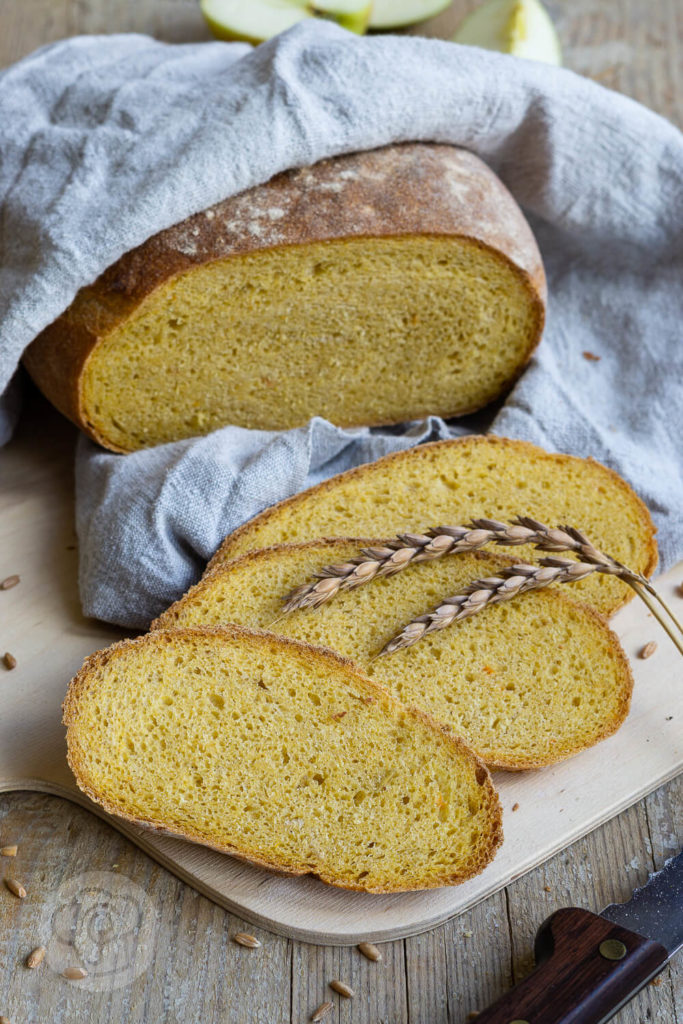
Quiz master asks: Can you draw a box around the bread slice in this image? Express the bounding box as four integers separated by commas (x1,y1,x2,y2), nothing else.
23,144,545,452
210,435,657,617
63,625,502,892
154,542,634,771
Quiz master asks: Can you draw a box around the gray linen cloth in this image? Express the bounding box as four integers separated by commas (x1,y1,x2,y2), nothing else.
1,23,681,628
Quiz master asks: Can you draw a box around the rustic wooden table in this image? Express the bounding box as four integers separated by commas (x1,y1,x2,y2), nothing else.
1,2,681,1022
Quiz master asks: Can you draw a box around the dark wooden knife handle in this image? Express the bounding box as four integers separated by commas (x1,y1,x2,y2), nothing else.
474,906,668,1024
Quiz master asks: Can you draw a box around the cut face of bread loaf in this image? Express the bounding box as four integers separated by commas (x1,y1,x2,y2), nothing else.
154,543,634,770
63,626,502,892
210,436,657,617
24,144,545,452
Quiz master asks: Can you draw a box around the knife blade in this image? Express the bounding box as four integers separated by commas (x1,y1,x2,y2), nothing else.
473,847,682,1024
600,848,683,955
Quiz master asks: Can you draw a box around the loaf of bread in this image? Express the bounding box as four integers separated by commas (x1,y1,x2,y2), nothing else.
63,625,502,892
154,542,634,770
209,436,657,617
24,144,546,453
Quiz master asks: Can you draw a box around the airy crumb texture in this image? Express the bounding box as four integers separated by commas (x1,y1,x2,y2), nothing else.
155,544,634,770
63,626,502,892
211,436,657,617
24,144,545,453
80,236,542,450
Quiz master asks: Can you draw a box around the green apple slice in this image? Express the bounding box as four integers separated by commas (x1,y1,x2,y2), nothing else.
201,0,372,44
452,0,562,65
369,0,452,29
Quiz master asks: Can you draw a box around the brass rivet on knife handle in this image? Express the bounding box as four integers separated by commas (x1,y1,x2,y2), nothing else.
599,938,627,961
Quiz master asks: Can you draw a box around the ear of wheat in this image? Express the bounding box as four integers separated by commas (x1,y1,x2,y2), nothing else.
380,553,683,658
381,557,608,654
282,517,621,613
280,517,683,659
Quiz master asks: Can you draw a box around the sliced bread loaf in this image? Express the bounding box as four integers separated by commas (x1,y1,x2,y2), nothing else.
210,435,657,617
154,542,634,770
24,144,545,452
63,625,502,892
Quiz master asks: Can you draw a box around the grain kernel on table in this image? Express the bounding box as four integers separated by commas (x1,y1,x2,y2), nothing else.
357,941,382,962
310,1001,333,1022
4,878,26,898
0,845,17,857
3,652,17,670
640,641,657,659
62,966,88,980
26,946,46,969
0,575,19,590
233,932,261,949
329,979,354,998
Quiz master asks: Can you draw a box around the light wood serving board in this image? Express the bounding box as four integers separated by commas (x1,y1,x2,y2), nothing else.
1,400,681,945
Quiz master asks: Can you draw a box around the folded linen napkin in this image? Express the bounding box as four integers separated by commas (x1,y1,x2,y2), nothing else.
1,22,681,627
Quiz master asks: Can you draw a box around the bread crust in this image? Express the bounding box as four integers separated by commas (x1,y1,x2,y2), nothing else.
209,435,659,609
154,541,635,772
63,624,503,892
23,143,546,452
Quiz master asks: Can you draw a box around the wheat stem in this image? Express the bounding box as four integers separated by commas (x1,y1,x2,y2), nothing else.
641,584,683,639
626,580,683,658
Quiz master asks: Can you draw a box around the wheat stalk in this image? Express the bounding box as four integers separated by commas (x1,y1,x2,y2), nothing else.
381,555,683,658
282,517,683,658
380,558,609,654
283,517,626,613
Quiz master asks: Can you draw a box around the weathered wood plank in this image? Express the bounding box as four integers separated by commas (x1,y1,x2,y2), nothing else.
645,772,683,1019
291,937,408,1023
0,0,71,69
0,791,292,1024
67,0,212,44
404,892,513,1023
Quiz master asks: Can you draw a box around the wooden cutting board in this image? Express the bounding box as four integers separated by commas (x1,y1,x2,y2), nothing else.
1,398,681,945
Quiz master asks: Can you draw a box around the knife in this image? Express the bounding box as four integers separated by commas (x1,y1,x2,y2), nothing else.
475,848,683,1024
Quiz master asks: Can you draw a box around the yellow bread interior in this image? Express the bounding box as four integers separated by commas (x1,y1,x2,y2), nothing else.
155,543,634,770
212,436,657,617
80,236,542,451
63,626,502,892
